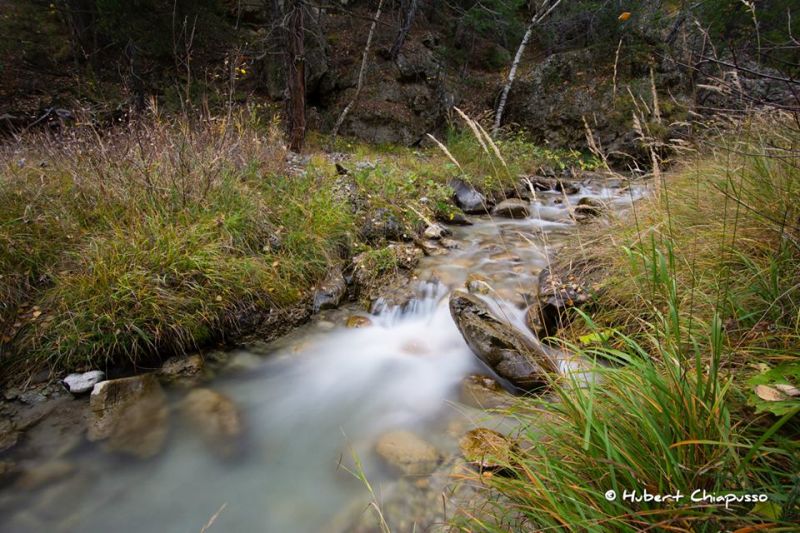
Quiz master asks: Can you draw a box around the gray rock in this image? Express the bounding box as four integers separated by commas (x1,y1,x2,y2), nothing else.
0,420,19,453
313,271,347,312
573,197,606,222
359,208,409,243
449,178,490,214
226,351,262,372
88,374,168,459
491,198,530,219
449,291,558,390
62,370,105,395
375,430,441,476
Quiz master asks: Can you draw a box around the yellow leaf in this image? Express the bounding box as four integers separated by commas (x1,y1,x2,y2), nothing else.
618,12,631,21
31,310,42,319
215,295,223,302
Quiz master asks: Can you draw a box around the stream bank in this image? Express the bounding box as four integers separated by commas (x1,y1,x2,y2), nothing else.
0,168,648,532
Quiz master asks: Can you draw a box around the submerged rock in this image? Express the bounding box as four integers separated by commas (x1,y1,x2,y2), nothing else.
459,428,515,472
62,371,105,395
375,430,441,476
449,291,558,390
87,374,168,459
181,388,243,459
15,460,75,491
345,315,373,329
460,375,513,409
449,178,491,214
491,198,530,219
465,273,492,295
0,420,19,453
313,271,347,312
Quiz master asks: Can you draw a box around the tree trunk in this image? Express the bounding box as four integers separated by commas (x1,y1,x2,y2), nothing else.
492,0,562,136
389,0,417,61
331,0,384,141
286,0,306,153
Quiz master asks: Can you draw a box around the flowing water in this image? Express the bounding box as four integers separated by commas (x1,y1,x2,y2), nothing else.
0,179,647,532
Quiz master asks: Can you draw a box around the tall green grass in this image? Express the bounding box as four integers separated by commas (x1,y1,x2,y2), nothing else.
457,116,800,531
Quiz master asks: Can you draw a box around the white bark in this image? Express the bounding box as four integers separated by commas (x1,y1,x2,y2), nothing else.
331,0,384,140
492,0,562,136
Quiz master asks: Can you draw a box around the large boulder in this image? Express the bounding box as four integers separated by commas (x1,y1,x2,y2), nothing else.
87,374,168,459
180,388,243,459
375,430,441,476
449,291,558,390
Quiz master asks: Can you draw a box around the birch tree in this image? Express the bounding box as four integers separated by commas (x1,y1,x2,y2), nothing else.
492,0,562,136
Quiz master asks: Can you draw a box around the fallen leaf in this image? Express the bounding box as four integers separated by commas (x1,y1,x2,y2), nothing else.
755,385,786,402
618,11,631,21
215,295,223,302
31,310,42,319
774,383,800,397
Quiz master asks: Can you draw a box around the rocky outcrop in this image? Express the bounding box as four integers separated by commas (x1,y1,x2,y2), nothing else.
375,430,441,476
87,374,168,459
449,291,558,390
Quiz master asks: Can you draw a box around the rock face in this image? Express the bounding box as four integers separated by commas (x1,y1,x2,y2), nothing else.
87,375,168,459
459,428,515,472
181,388,243,458
375,430,441,476
62,371,105,395
449,178,491,214
313,271,347,312
449,291,558,390
491,198,530,219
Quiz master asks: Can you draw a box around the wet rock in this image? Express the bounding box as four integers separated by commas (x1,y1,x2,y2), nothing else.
181,388,243,459
422,223,450,240
313,271,347,312
440,238,460,249
525,304,546,338
62,371,105,395
87,374,168,459
226,351,262,372
449,178,491,214
465,273,492,295
460,375,513,409
459,428,515,472
418,239,448,256
491,198,530,219
393,243,424,270
0,420,19,453
15,460,75,491
573,197,606,222
375,430,441,476
345,315,373,329
400,339,431,356
537,267,592,336
158,354,204,383
556,180,581,195
449,291,558,390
